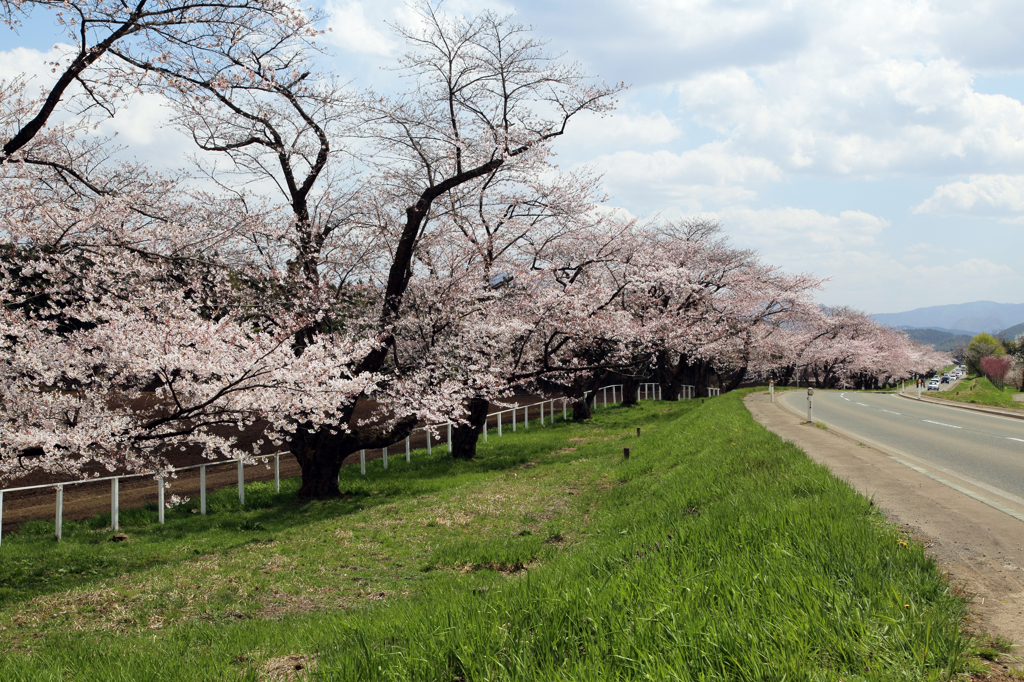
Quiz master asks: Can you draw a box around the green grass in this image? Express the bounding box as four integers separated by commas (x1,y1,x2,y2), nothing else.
936,374,1024,410
0,392,974,680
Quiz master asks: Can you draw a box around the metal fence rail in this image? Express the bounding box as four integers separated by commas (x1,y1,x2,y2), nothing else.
0,381,714,543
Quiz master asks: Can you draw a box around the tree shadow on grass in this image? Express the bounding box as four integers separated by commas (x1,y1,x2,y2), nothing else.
0,402,702,607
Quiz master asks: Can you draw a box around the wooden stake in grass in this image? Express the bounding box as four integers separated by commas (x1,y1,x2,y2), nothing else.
637,427,641,437
623,447,630,460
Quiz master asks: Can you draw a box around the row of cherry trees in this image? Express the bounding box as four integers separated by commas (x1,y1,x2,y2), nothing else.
0,0,947,498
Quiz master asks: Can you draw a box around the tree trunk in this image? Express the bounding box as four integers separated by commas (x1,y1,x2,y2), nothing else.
288,411,418,500
656,350,678,401
620,375,640,407
572,397,592,421
695,361,709,398
450,397,490,460
725,365,747,392
291,432,345,500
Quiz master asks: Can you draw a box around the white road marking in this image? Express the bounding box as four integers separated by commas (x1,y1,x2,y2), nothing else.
1009,438,1024,443
883,410,901,415
856,402,868,406
923,419,962,429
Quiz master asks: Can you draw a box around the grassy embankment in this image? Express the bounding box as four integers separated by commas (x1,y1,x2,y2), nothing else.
0,391,978,680
939,374,1024,410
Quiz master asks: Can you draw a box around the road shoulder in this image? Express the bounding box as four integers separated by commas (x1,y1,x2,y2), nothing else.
745,390,1024,648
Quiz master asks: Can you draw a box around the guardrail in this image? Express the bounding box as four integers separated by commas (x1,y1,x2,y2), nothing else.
0,381,716,543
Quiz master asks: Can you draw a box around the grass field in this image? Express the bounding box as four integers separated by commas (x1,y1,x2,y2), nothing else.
0,391,978,680
938,374,1024,410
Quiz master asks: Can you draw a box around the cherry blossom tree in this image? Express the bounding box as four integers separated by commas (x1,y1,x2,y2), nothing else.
602,219,822,399
980,355,1012,389
0,2,623,497
778,307,948,389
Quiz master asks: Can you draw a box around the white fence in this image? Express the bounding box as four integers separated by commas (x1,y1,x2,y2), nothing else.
0,381,717,543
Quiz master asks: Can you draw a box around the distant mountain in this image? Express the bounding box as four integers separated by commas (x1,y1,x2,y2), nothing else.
998,322,1024,341
901,325,977,336
872,301,1024,334
901,328,972,352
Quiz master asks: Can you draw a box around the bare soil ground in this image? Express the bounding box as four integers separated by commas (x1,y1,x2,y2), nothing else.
746,391,1024,667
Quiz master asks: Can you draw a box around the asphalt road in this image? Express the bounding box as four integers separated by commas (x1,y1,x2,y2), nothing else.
779,389,1024,517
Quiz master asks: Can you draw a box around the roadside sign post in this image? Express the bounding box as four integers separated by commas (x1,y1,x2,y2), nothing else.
769,379,774,403
807,387,814,423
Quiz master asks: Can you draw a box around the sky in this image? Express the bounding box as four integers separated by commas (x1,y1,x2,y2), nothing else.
3,0,1024,314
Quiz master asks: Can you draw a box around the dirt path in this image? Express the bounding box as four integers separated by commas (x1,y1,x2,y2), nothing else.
746,390,1024,648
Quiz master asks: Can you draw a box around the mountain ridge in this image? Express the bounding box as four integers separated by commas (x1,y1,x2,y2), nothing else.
872,301,1024,334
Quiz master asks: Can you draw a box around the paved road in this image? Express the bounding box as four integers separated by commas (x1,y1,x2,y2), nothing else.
779,389,1024,517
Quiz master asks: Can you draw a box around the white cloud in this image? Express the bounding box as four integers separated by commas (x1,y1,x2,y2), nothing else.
96,94,173,148
719,207,888,253
0,45,70,86
568,110,681,150
675,54,1024,176
533,0,1024,178
590,143,782,211
915,174,1024,217
323,1,395,56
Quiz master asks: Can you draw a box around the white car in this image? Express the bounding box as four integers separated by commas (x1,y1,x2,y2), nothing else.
927,379,941,391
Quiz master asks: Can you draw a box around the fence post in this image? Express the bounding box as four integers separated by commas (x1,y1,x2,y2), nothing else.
525,405,529,429
498,412,503,437
484,419,488,442
360,449,366,476
383,446,388,469
237,459,245,505
593,393,597,410
200,465,207,515
158,476,165,525
563,399,567,421
603,387,607,408
540,401,544,425
513,408,517,432
447,423,452,452
427,431,432,455
637,387,640,402
55,485,63,541
111,478,119,530
406,436,411,462
274,455,280,493
0,490,4,547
